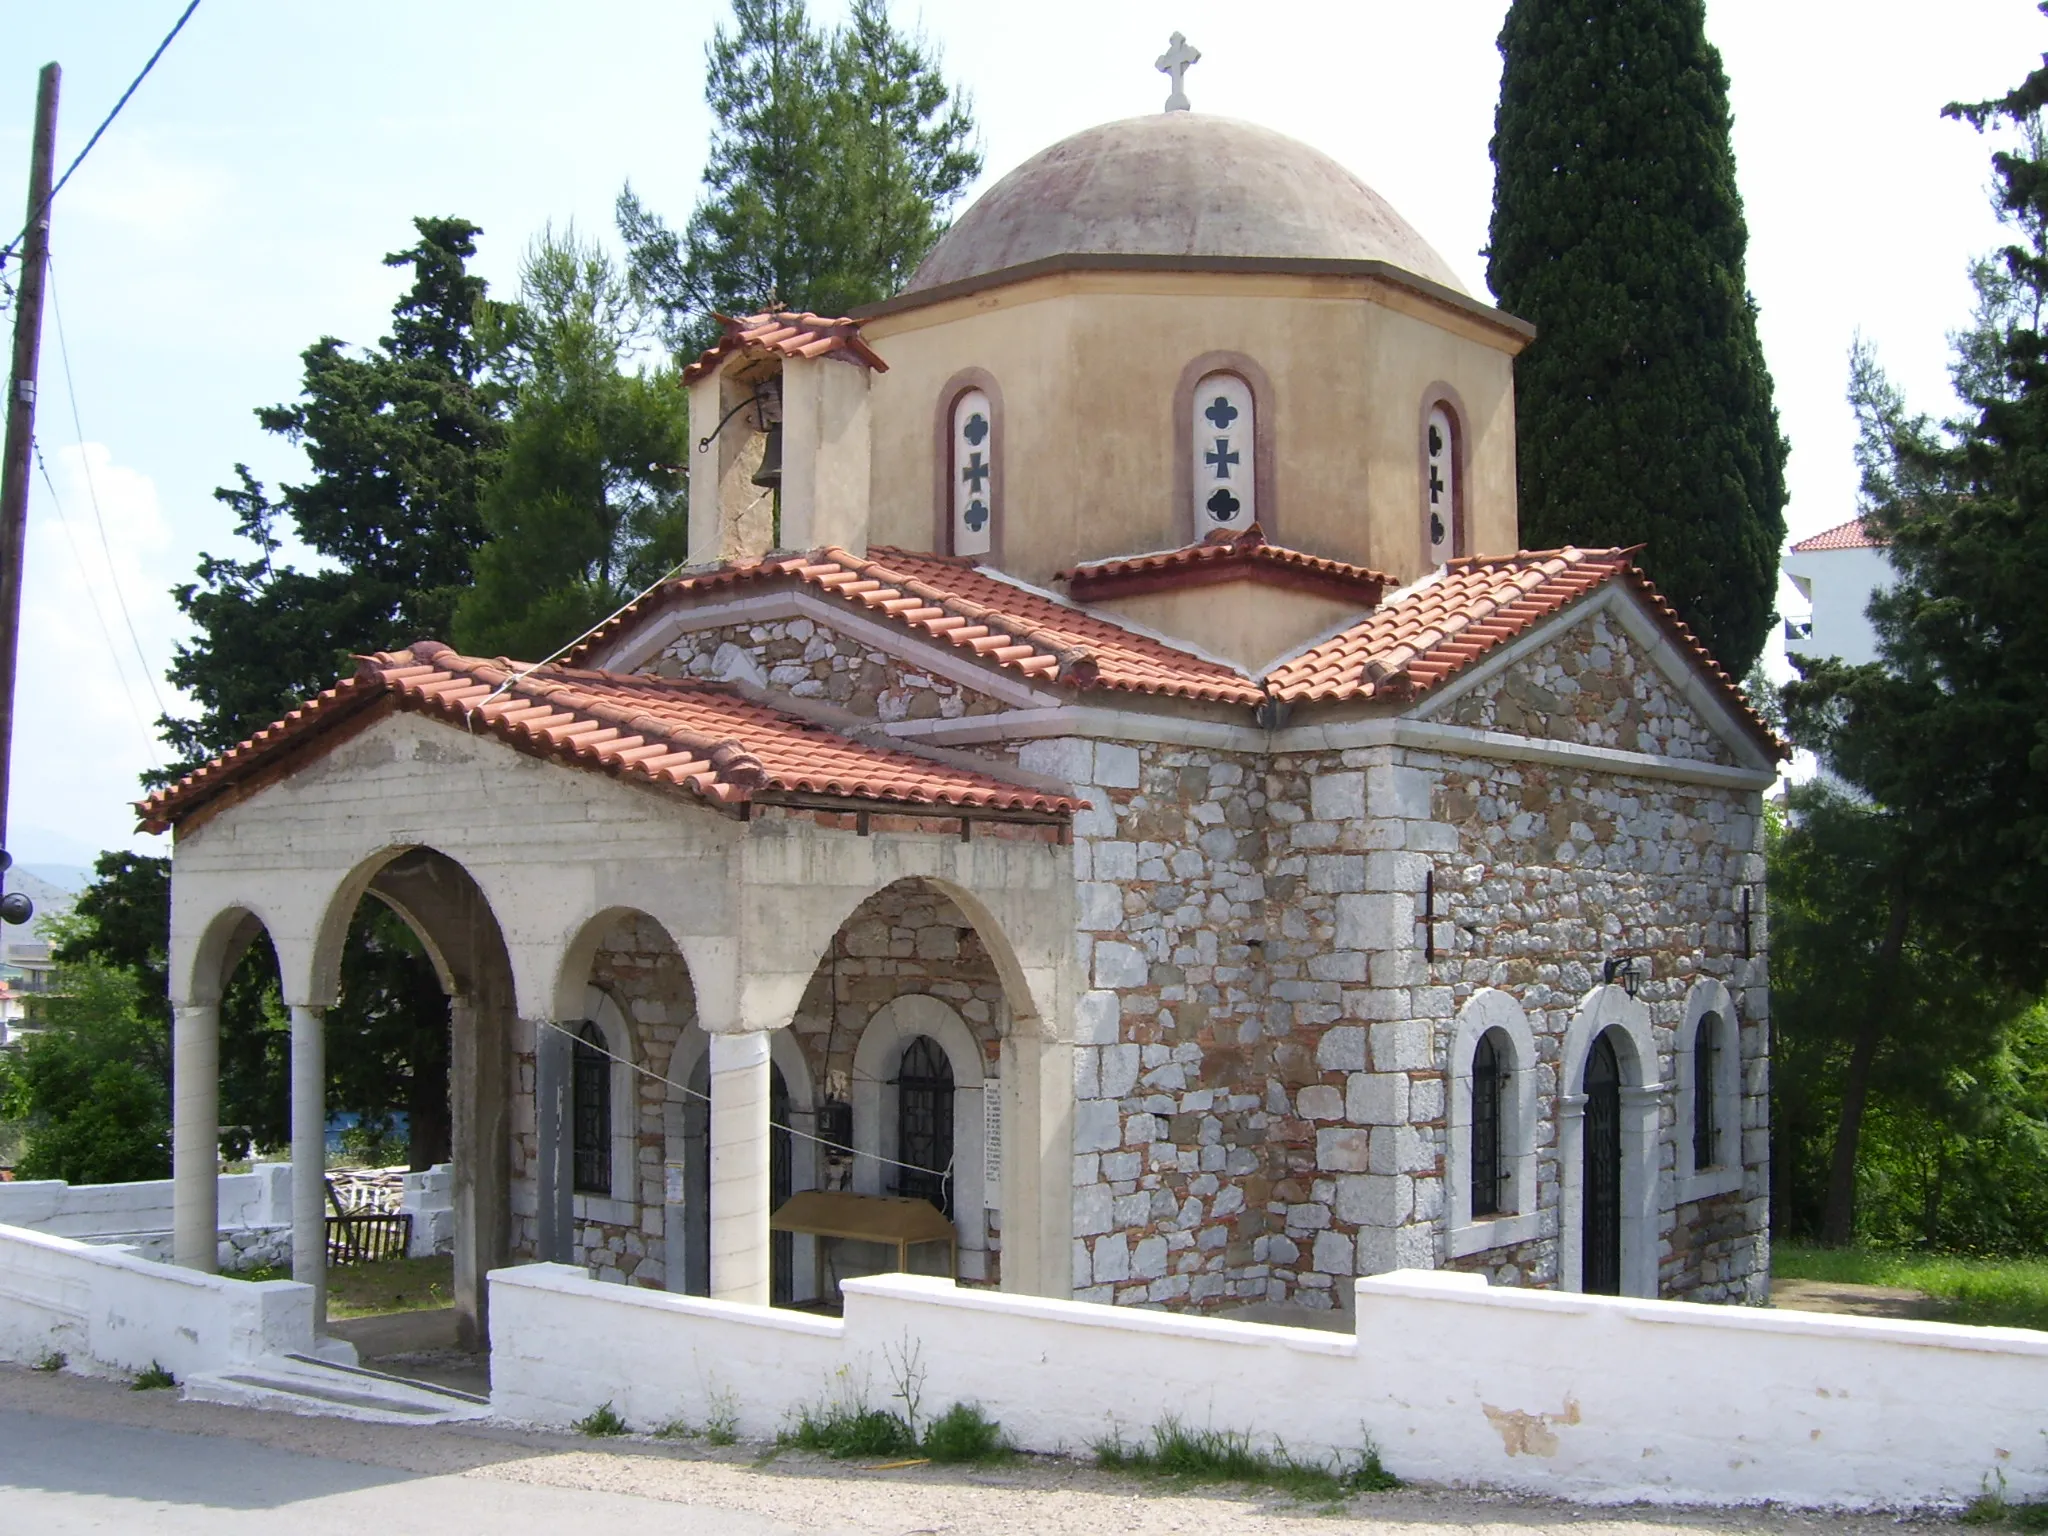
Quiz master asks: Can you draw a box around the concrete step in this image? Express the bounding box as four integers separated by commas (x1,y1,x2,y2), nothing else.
181,1352,493,1425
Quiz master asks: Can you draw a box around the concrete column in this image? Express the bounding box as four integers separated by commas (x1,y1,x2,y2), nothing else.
999,1029,1073,1297
289,1003,327,1325
171,1003,220,1272
708,1029,771,1304
533,1019,573,1263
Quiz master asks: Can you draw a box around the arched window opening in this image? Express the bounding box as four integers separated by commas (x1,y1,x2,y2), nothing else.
1192,371,1256,534
949,388,995,557
1425,401,1460,565
1693,1012,1721,1172
1581,1031,1623,1296
572,1021,611,1196
770,1063,793,1306
895,1034,955,1217
1471,1030,1506,1217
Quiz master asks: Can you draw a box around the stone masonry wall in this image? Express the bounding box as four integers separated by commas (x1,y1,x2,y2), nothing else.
652,616,1008,723
1440,610,1735,766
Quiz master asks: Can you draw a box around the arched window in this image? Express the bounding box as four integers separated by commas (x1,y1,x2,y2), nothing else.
572,1021,611,1196
895,1034,955,1217
1581,1030,1623,1296
949,388,995,557
1693,1013,1721,1172
1424,400,1461,565
1471,1030,1505,1217
1192,371,1256,534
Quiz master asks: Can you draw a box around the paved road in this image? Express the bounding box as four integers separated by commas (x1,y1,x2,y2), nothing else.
0,1407,834,1535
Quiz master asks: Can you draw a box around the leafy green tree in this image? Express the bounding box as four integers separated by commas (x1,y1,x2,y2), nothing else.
454,228,690,661
1487,0,1788,677
161,216,506,774
1,919,170,1183
1786,87,2048,1003
618,0,980,355
1768,785,2029,1245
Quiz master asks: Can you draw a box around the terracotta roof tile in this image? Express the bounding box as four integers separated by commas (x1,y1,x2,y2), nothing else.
1789,517,1883,553
571,545,1265,706
137,642,1076,834
1056,524,1395,605
680,311,888,385
1266,546,1784,756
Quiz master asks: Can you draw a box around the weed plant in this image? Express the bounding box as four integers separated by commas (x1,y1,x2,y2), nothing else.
30,1350,64,1373
1095,1417,1400,1501
780,1397,1012,1464
131,1361,175,1391
574,1402,629,1436
921,1401,1010,1464
1966,1474,2048,1530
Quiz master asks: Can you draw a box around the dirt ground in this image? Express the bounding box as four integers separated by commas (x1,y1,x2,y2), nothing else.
0,1363,1976,1536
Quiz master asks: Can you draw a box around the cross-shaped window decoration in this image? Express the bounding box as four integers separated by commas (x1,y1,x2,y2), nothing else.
1205,438,1239,480
961,451,990,493
1429,465,1445,505
964,499,989,533
963,412,989,447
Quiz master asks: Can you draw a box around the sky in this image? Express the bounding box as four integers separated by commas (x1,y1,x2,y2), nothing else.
0,0,2041,871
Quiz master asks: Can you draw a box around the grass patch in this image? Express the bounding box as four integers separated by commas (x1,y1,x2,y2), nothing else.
574,1402,629,1437
1094,1417,1399,1501
131,1360,175,1391
1774,1243,2048,1331
1965,1476,2048,1529
781,1402,917,1459
31,1349,65,1373
229,1255,453,1319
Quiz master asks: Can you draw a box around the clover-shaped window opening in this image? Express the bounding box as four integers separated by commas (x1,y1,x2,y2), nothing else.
950,387,995,557
1192,372,1255,533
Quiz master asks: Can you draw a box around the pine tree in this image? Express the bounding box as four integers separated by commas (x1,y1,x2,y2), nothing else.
454,227,690,661
618,0,979,355
1487,0,1787,677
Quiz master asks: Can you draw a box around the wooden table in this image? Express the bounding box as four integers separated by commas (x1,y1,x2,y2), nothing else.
770,1190,957,1298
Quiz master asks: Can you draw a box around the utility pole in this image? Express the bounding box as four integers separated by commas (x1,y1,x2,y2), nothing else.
0,63,59,930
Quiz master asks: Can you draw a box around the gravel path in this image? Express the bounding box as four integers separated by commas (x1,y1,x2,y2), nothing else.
0,1365,1962,1535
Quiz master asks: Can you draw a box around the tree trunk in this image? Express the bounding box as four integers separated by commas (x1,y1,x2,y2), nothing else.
1820,888,1911,1246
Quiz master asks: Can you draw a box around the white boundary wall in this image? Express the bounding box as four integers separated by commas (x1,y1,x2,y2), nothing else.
0,1221,315,1377
490,1264,2048,1509
0,1162,455,1268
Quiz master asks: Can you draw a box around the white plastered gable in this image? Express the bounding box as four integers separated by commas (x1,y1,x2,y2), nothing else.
1405,582,1777,778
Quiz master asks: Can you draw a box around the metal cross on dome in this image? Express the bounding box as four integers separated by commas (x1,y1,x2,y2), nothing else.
1156,32,1200,113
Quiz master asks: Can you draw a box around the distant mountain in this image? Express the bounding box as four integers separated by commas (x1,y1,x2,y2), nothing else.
18,864,88,897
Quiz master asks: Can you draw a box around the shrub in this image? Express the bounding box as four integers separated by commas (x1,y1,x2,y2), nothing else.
131,1361,175,1391
574,1402,628,1436
31,1349,65,1373
921,1401,1008,1464
781,1402,915,1459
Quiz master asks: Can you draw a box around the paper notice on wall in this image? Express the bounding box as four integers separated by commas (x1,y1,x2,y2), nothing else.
983,1080,1002,1206
664,1161,687,1207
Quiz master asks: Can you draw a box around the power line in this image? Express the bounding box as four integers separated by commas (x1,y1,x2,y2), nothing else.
0,0,204,275
31,438,162,764
44,254,170,727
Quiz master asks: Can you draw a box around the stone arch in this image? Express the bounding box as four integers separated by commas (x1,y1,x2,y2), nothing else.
1676,977,1743,1199
1446,988,1540,1253
1558,983,1664,1298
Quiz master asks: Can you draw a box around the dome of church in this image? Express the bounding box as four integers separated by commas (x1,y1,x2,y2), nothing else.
905,112,1467,296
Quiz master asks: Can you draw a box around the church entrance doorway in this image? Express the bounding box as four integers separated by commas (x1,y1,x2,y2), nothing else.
1581,1030,1623,1295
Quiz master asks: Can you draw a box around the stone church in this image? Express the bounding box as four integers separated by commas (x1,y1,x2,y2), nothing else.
141,78,1777,1349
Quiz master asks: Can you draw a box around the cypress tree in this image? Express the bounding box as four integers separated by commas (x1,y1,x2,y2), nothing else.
1487,0,1787,677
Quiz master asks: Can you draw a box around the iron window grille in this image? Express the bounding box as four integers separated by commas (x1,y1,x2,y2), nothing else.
894,1035,955,1218
572,1021,611,1196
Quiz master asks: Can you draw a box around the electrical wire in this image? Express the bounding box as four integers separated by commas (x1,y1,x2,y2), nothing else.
535,1015,959,1186
44,253,171,726
0,0,204,274
31,439,162,765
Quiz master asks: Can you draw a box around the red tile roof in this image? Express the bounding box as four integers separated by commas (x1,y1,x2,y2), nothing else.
137,642,1077,834
571,545,1266,706
1789,517,1882,553
681,311,888,385
1056,525,1395,606
1266,547,1783,755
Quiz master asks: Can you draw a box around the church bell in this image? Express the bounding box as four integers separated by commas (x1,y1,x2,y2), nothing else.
751,422,782,488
